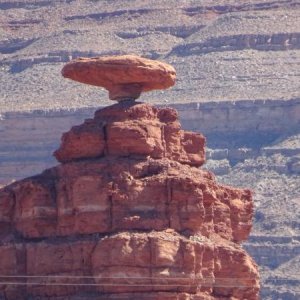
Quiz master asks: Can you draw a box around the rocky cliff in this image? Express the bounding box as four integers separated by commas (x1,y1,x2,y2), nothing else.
0,101,259,299
1,98,299,185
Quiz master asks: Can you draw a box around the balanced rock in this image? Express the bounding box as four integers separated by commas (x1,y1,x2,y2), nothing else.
0,57,259,299
62,55,176,100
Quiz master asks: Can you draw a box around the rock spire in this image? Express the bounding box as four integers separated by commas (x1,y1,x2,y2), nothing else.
0,56,259,300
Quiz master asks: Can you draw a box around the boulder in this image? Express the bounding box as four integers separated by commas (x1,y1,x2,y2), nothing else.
62,55,176,100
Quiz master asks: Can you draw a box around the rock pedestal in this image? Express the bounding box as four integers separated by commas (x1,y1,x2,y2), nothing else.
0,101,259,300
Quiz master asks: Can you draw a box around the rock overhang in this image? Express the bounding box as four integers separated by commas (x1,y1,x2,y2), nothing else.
61,55,176,101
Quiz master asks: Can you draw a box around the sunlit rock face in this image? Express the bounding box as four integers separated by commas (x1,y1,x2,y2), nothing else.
0,56,259,299
0,102,259,300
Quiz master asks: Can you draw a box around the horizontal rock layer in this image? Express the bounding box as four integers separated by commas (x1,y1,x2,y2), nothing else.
0,157,252,243
0,231,259,300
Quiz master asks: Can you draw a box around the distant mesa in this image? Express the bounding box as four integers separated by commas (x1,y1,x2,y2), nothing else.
61,54,176,101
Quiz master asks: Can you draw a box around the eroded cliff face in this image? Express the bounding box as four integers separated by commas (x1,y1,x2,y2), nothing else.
0,102,259,299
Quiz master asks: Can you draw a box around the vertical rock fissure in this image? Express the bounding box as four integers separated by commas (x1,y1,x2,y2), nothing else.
11,189,18,236
108,194,113,231
102,122,109,156
50,177,59,227
149,237,154,292
16,243,27,296
161,125,167,157
166,178,172,228
89,240,98,288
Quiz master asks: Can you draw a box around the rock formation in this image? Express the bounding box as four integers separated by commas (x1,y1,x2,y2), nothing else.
62,55,176,100
0,56,259,299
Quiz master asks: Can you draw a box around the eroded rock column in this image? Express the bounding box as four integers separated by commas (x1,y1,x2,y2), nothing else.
0,55,259,300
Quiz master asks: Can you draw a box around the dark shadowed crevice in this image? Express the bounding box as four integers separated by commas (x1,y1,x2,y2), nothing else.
108,195,113,231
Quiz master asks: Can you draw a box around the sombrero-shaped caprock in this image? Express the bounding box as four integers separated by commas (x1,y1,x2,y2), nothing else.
62,55,176,101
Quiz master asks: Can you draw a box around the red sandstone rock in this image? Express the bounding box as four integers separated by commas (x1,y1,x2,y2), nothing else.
0,232,259,299
0,102,259,299
61,55,176,100
0,157,253,242
54,102,206,167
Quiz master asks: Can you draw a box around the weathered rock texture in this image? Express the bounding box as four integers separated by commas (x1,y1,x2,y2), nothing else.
54,102,205,167
62,55,176,100
0,102,259,299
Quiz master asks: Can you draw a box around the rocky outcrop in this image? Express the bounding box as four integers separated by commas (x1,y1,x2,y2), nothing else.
0,100,259,299
54,102,205,167
0,0,299,297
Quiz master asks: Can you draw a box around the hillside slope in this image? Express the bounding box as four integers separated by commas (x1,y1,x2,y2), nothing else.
0,0,299,112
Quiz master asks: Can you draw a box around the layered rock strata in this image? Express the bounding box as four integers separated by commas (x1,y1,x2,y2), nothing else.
0,101,259,299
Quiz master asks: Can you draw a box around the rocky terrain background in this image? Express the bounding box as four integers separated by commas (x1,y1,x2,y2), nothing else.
0,0,300,299
1,0,299,112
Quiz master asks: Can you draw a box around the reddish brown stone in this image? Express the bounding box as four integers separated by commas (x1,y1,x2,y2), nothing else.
54,120,105,163
54,102,206,167
0,232,259,299
61,55,176,100
0,158,253,243
0,101,259,299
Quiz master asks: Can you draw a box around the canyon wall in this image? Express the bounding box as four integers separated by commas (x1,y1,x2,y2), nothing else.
177,99,300,136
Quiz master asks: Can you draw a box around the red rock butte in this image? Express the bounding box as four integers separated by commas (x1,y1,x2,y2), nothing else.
0,57,259,300
62,55,176,100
